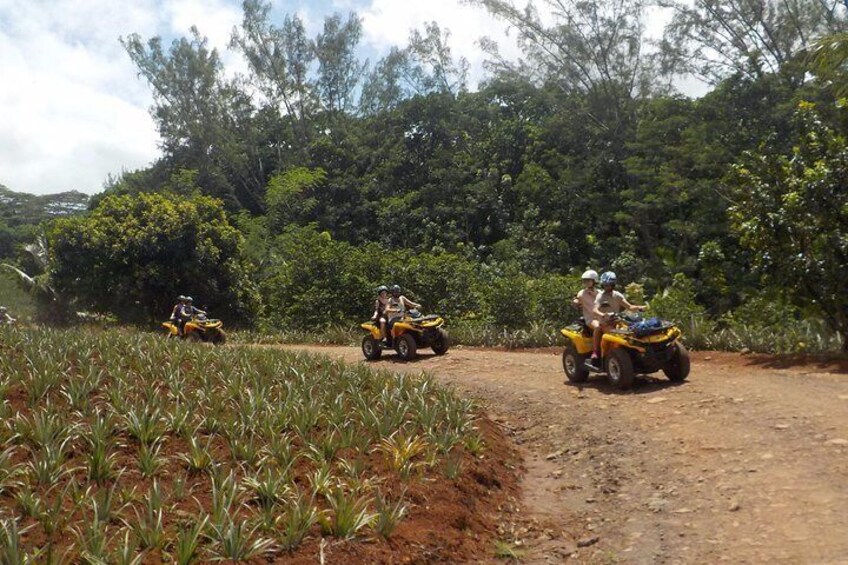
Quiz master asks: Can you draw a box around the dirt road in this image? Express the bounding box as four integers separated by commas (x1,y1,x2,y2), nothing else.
282,345,848,564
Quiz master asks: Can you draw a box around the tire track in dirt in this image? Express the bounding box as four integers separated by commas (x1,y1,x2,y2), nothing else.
276,345,848,564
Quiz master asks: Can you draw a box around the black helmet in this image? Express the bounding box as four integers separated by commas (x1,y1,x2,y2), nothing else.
390,284,401,294
177,295,186,302
185,296,194,303
376,285,388,294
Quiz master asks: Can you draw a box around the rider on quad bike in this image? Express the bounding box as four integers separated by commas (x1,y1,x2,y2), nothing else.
170,295,205,336
163,296,226,345
384,285,421,344
588,272,646,369
360,286,449,361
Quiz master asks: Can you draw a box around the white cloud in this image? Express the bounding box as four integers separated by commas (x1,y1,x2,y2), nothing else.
0,0,243,196
360,0,522,88
0,0,709,196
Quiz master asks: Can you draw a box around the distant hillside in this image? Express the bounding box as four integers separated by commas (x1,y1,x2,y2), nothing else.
0,184,89,227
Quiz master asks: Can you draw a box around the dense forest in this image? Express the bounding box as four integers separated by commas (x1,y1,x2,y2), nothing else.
3,0,847,352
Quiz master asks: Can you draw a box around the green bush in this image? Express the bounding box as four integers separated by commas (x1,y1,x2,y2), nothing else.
482,269,532,329
46,192,259,324
648,273,715,335
260,226,372,330
530,273,582,324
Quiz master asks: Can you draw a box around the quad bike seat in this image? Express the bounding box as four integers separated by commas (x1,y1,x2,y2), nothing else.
568,317,592,336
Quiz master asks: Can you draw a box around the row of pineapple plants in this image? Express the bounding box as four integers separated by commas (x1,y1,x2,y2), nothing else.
0,327,484,563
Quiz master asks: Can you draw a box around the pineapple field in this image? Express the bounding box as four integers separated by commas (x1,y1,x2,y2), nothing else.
0,328,517,563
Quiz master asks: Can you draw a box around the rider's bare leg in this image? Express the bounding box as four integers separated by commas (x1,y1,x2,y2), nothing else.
591,320,603,356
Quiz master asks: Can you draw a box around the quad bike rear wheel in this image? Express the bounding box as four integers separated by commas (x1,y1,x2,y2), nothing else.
606,348,635,389
396,334,418,361
663,342,690,382
431,329,449,355
562,343,589,383
361,336,382,361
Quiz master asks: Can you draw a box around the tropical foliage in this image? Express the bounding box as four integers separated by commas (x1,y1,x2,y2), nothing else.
2,0,847,351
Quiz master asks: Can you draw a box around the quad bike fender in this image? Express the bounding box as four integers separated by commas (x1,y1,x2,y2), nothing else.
392,322,421,336
636,327,681,344
561,328,594,355
419,317,444,328
361,322,382,340
184,322,203,333
162,321,179,336
601,333,645,356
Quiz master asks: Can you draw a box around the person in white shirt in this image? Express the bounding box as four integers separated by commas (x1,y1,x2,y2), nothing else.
588,271,646,368
572,269,599,324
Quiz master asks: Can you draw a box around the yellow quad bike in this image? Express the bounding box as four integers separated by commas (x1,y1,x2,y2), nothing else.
560,313,690,389
360,311,449,361
162,314,227,345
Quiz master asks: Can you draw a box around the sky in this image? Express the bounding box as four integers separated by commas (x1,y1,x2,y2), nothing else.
0,0,704,196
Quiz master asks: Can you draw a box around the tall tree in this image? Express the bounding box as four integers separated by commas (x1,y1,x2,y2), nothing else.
407,22,470,96
315,13,367,114
122,29,265,212
230,0,316,148
466,0,666,132
360,47,413,115
662,0,848,86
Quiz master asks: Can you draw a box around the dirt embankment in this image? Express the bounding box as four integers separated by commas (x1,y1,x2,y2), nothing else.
283,345,848,564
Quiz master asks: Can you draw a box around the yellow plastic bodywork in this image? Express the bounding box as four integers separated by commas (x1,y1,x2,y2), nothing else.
360,322,382,339
601,332,642,355
360,316,444,339
563,323,681,358
560,327,594,355
163,318,222,338
637,327,680,344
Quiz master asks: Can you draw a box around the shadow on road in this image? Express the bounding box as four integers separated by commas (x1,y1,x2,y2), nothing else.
363,352,440,365
566,374,688,396
742,353,848,374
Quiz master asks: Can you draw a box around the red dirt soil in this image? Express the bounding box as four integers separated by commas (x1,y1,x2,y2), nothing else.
283,344,848,564
1,380,521,564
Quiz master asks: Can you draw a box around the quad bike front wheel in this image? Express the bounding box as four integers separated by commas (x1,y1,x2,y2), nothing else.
562,343,589,383
185,332,203,343
663,342,690,382
361,336,382,361
431,329,449,355
212,330,227,346
606,348,635,389
396,334,418,361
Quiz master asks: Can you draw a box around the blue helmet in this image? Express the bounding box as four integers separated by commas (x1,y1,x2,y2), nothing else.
600,271,617,286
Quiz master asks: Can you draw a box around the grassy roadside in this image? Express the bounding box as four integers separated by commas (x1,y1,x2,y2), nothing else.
231,318,844,356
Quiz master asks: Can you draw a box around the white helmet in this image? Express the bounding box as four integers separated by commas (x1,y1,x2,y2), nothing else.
581,270,599,283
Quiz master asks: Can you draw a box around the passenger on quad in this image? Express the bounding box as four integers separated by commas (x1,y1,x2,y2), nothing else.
384,285,421,343
372,285,390,340
589,272,646,368
572,270,599,327
0,306,15,325
171,295,206,336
